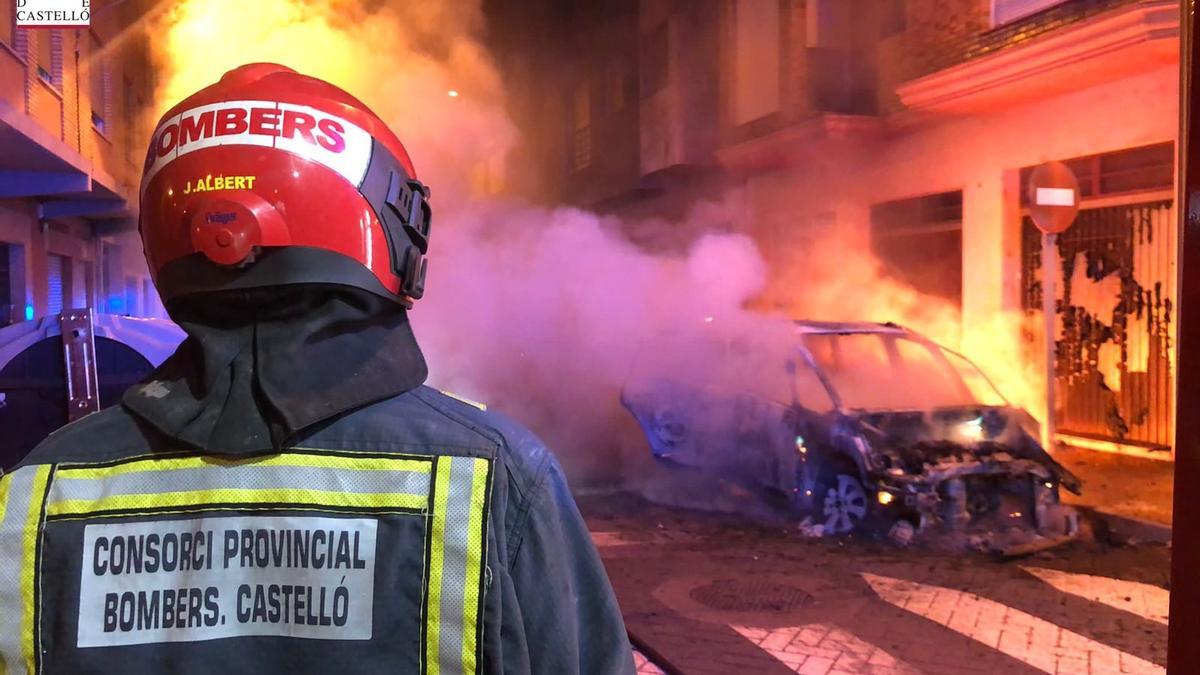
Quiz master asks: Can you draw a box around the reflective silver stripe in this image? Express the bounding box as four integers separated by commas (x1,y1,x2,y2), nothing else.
50,466,430,504
0,467,46,675
427,456,489,675
437,458,475,673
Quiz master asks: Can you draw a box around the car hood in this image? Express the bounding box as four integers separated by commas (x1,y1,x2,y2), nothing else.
851,407,1082,493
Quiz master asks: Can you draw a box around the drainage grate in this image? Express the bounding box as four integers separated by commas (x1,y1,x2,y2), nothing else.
688,579,813,613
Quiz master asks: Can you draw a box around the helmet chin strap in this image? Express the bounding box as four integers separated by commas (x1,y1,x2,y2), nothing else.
357,140,432,308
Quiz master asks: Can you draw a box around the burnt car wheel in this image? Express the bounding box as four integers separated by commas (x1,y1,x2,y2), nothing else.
646,410,687,457
818,472,869,534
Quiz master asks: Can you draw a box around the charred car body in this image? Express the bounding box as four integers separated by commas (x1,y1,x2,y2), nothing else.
621,320,1082,549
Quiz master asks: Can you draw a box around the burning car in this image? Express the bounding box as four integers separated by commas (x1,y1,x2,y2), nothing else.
621,320,1082,550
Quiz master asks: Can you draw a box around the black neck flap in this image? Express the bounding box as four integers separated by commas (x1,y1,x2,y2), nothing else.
122,286,428,454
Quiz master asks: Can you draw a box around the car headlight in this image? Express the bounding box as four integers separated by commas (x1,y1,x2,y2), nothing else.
956,416,985,443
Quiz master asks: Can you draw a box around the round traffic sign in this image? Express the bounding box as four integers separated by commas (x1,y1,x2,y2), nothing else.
1028,161,1081,234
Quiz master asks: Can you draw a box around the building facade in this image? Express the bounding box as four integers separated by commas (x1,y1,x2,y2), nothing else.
511,0,1180,456
0,0,162,327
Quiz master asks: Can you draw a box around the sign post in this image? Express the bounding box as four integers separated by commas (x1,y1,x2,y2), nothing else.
1028,161,1081,452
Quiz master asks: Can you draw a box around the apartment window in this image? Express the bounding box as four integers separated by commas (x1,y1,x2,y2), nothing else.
881,0,907,37
870,191,964,307
90,33,111,135
732,0,781,126
992,0,1070,26
571,80,591,170
46,254,70,315
2,244,27,324
35,30,60,88
1019,143,1174,206
640,22,668,98
605,59,629,114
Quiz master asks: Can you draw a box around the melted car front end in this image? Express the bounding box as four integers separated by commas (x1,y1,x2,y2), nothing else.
852,407,1083,550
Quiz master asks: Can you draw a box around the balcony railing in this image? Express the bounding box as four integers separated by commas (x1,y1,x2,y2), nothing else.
931,0,1140,72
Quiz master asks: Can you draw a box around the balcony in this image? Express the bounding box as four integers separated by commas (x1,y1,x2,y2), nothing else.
897,0,1177,114
962,0,1142,69
0,100,134,230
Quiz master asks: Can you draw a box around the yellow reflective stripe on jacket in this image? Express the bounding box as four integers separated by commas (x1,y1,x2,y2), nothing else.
425,456,490,675
47,488,427,517
54,452,431,480
0,466,53,675
46,453,432,517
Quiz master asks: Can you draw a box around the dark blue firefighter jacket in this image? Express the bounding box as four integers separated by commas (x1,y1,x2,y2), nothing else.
0,385,636,675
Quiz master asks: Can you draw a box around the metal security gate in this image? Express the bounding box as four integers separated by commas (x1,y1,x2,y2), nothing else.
1022,199,1176,451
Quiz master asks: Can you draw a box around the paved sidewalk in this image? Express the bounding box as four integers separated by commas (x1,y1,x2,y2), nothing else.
633,649,668,674
586,495,1170,675
1054,447,1174,527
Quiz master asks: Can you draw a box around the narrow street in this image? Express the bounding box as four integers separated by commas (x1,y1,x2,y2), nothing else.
585,495,1169,675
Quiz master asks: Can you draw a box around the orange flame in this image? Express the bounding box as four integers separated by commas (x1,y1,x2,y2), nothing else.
149,0,513,196
759,236,1046,424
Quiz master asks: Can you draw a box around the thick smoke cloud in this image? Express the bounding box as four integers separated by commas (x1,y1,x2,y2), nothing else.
418,199,775,484
148,0,780,485
148,0,1042,487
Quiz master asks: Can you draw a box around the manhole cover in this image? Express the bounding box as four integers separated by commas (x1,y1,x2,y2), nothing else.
688,579,813,613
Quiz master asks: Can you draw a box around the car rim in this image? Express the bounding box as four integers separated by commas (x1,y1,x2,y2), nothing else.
822,473,868,533
651,412,685,447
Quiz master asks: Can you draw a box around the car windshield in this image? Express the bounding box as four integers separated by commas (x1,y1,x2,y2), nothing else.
801,332,1005,411
627,325,837,413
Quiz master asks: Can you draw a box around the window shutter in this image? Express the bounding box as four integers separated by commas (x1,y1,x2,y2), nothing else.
46,255,64,315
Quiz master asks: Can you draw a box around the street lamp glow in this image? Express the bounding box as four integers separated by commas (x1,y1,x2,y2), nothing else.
447,90,459,98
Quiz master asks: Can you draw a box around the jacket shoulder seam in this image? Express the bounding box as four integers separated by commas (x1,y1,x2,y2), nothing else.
410,389,504,448
504,449,554,569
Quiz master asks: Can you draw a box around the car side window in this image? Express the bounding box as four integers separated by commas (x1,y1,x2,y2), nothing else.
754,357,833,413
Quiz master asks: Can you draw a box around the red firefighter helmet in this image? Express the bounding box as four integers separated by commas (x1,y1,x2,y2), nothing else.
139,63,431,308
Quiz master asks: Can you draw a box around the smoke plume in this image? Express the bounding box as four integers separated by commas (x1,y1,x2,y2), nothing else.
146,0,1043,487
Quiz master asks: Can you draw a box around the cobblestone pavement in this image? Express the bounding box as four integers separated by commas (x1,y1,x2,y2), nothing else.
585,495,1169,675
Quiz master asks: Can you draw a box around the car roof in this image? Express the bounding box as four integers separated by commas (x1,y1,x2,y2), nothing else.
791,320,912,335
